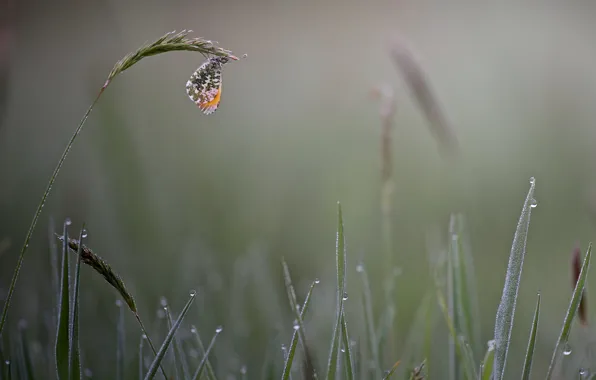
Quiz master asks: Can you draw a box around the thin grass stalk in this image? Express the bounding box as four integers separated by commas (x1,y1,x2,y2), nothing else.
545,243,592,380
340,314,354,380
116,300,125,380
144,291,197,380
164,302,190,380
0,30,238,336
68,225,85,380
139,334,146,380
520,293,540,380
281,280,318,380
356,263,381,378
191,328,222,380
190,326,217,380
480,340,495,380
55,220,70,379
492,177,536,380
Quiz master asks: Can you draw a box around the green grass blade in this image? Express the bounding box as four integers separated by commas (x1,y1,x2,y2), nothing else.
68,225,85,380
191,326,217,380
480,340,495,380
446,228,459,380
116,300,125,380
381,360,400,379
356,262,381,379
144,291,197,380
163,301,190,380
4,359,11,380
280,259,317,380
191,327,222,380
325,202,347,380
521,293,541,380
545,243,592,380
492,177,536,380
340,313,354,380
55,220,71,380
281,280,317,380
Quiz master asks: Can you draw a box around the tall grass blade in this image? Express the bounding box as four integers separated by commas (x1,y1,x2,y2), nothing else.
356,263,381,378
480,340,495,380
545,243,592,380
492,177,536,380
68,225,85,380
144,291,196,380
446,228,458,380
325,203,347,380
521,293,541,380
280,259,317,380
55,220,71,380
191,326,217,380
281,280,317,380
381,360,400,380
437,290,477,379
116,300,125,380
191,327,222,380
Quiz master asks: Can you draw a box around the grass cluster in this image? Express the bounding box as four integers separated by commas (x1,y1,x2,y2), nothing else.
0,29,594,380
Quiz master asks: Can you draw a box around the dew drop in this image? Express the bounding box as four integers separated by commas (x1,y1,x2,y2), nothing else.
340,347,345,353
356,263,364,273
530,198,538,208
189,290,197,297
342,292,349,301
383,370,390,377
115,299,122,307
487,339,496,351
529,177,536,185
314,278,320,284
4,360,9,365
65,218,72,226
580,368,590,377
293,322,300,331
81,229,88,238
563,342,572,356
190,327,197,334
141,334,147,339
215,325,223,333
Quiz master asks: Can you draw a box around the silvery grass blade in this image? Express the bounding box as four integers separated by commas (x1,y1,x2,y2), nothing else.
163,302,190,380
545,243,592,380
520,293,541,380
325,203,347,380
144,291,197,380
340,313,354,380
492,177,537,380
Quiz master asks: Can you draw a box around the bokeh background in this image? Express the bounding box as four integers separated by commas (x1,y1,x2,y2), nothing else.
2,0,596,378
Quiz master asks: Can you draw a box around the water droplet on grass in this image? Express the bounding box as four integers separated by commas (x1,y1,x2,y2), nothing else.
530,198,538,208
81,229,88,238
215,325,223,333
189,290,197,297
65,218,72,226
563,342,572,356
356,263,364,272
342,292,348,301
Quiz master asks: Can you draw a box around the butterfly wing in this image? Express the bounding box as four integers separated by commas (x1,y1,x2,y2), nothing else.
186,58,224,115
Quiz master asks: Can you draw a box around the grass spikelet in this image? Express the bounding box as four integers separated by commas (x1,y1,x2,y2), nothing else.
388,36,458,156
0,30,239,336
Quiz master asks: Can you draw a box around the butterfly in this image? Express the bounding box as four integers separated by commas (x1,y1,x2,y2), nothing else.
186,56,233,115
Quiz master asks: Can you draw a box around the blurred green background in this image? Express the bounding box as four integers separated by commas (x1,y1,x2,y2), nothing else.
2,0,596,378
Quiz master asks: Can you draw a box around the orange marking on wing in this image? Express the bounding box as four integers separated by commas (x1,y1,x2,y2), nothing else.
199,86,222,109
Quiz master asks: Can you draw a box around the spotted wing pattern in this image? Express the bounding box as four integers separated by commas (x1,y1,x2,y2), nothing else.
186,56,229,115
